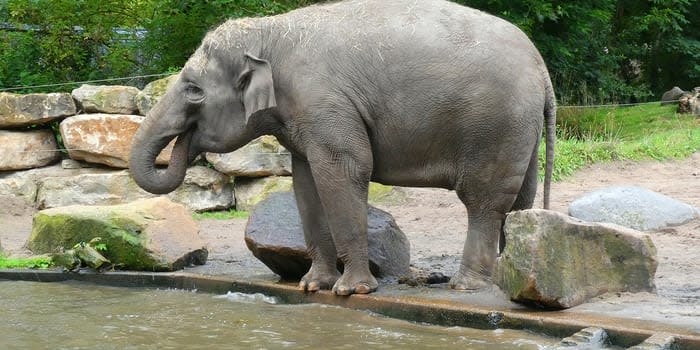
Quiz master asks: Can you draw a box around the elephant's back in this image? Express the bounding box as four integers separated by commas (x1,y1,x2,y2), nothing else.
271,0,539,60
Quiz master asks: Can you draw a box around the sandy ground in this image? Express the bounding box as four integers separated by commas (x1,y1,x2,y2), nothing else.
1,153,699,330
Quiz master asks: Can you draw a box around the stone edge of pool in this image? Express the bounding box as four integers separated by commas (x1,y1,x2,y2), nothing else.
1,269,698,349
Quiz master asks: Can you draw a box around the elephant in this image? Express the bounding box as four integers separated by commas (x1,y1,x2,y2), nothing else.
129,0,555,296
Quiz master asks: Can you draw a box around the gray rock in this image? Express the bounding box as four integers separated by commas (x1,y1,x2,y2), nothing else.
71,84,140,114
245,191,410,280
0,165,112,203
495,209,657,309
661,86,686,104
678,88,700,116
136,74,179,116
569,186,700,231
233,176,293,211
60,114,174,168
555,327,608,349
27,197,208,271
206,136,292,177
61,159,83,169
35,166,233,212
0,130,61,171
628,333,677,350
0,92,76,128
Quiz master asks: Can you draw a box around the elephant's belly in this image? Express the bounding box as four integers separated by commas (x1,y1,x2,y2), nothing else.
369,154,455,189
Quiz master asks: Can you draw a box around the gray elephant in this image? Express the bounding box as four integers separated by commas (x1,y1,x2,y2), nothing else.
129,0,555,295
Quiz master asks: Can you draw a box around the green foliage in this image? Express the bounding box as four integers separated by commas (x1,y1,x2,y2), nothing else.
540,104,700,180
1,0,699,102
192,209,249,221
0,254,53,269
459,0,700,104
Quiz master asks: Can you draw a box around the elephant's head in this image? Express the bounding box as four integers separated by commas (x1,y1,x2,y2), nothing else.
129,40,277,194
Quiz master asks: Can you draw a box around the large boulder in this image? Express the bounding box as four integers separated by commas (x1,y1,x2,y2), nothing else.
660,86,686,104
0,92,76,128
495,209,658,309
0,130,61,171
71,84,140,114
569,186,700,231
27,197,208,271
136,74,179,116
678,87,700,116
60,114,173,168
206,136,292,177
244,191,411,280
36,166,233,212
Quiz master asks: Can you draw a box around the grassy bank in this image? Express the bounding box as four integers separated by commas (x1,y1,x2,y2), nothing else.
540,104,700,181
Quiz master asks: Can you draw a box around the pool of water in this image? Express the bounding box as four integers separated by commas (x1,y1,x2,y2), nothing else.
0,280,559,349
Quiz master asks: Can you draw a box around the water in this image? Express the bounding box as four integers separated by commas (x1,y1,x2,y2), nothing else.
0,281,558,349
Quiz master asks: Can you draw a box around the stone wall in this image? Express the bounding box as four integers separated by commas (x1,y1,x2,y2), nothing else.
0,75,291,212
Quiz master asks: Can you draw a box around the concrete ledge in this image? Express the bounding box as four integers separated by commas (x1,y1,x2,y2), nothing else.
1,269,699,349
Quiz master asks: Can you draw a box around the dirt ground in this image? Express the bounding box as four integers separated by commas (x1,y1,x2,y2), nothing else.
1,153,699,329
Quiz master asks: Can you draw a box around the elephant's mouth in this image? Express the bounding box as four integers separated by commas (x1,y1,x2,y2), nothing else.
129,127,196,195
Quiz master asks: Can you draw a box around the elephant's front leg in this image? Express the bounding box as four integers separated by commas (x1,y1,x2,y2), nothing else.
293,157,340,292
306,137,377,295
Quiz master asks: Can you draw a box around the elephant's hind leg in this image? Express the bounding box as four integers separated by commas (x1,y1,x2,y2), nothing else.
450,176,524,291
293,157,340,292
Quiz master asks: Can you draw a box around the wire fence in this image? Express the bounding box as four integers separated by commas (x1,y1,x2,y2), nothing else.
0,73,684,109
0,74,689,157
0,73,172,92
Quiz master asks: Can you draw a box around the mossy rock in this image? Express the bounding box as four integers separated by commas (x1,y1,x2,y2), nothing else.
27,198,207,271
495,209,657,309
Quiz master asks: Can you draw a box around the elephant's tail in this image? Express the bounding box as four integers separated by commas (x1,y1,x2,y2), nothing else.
543,71,556,210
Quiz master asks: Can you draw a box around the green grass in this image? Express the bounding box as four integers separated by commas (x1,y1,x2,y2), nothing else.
192,209,249,220
539,104,700,181
0,254,53,269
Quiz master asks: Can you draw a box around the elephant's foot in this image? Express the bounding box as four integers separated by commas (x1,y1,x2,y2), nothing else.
448,270,492,291
299,267,339,292
332,270,378,296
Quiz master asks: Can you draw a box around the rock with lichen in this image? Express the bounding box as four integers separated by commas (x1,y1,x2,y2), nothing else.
27,197,208,271
495,209,657,309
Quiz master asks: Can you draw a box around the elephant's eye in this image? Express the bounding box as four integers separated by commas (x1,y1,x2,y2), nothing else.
185,84,205,102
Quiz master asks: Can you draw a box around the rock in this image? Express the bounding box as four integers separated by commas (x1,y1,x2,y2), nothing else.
0,92,76,128
660,86,686,104
61,159,83,169
71,84,140,114
206,136,292,177
35,166,233,212
569,186,700,231
60,114,174,168
0,165,103,203
233,176,293,211
555,327,608,349
136,74,179,116
27,197,208,271
495,209,657,309
678,87,700,116
244,191,410,280
628,333,677,350
0,130,61,171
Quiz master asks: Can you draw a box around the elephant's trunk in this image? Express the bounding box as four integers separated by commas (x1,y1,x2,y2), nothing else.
129,120,194,195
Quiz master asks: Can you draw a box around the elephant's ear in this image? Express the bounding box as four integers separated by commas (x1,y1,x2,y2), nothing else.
240,53,277,123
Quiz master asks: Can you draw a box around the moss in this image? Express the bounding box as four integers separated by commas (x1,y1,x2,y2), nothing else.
28,212,170,271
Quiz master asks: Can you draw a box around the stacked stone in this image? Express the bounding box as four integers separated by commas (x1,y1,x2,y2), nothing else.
0,75,293,212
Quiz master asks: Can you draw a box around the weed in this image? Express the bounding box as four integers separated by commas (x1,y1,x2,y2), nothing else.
192,209,249,220
0,254,53,269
